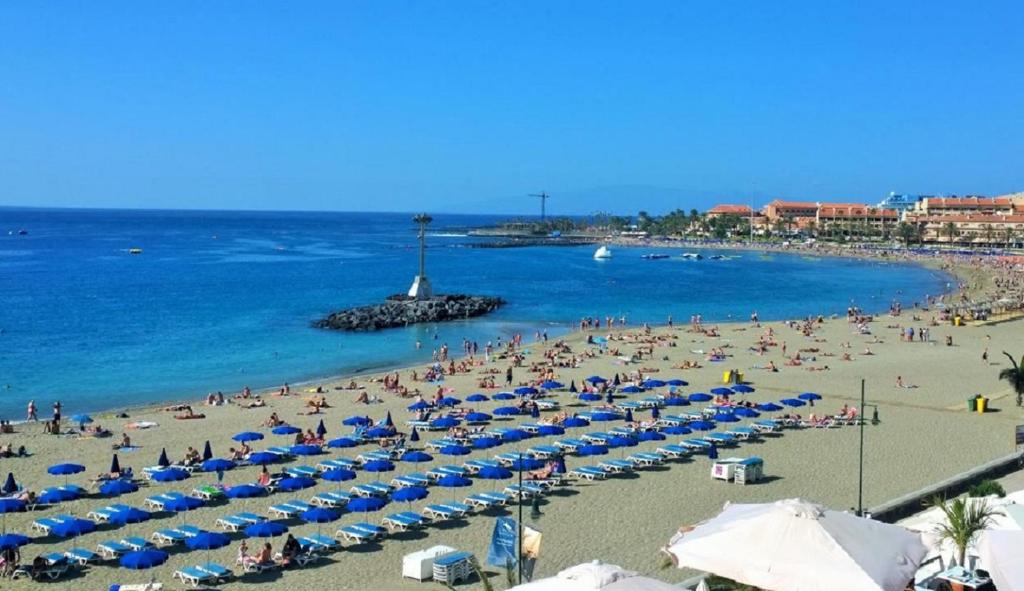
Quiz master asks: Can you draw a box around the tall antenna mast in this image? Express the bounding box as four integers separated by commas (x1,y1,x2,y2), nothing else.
528,192,550,221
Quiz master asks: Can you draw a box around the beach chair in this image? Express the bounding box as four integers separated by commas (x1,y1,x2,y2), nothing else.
350,481,392,498
753,420,781,433
462,459,500,474
598,459,634,473
144,491,186,511
30,514,72,535
97,540,134,560
582,432,611,443
316,458,357,472
554,438,586,452
465,492,511,508
176,524,203,538
609,426,636,437
422,502,471,520
536,400,559,411
197,563,234,583
727,426,759,440
268,500,311,518
337,522,386,543
174,566,217,588
11,558,70,581
310,490,351,508
284,465,319,478
656,444,690,459
382,511,430,532
299,534,341,553
527,445,561,459
266,446,295,459
681,439,712,451
503,483,547,499
627,452,665,467
64,547,99,566
191,485,226,501
517,423,542,434
391,473,431,488
569,466,607,481
356,450,392,464
240,559,280,574
121,537,152,552
405,419,430,431
427,465,466,480
425,438,458,451
216,512,265,532
704,433,737,446
657,415,685,426
494,452,534,465
86,503,132,522
151,528,189,546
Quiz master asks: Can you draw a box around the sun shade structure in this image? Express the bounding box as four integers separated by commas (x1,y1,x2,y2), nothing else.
664,499,927,591
509,560,679,591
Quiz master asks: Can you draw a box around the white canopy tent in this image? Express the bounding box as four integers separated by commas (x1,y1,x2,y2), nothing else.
977,530,1024,591
663,498,928,591
508,561,679,591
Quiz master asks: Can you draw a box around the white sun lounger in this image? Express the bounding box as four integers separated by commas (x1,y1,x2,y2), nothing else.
337,522,386,543
284,465,319,478
310,490,351,507
527,445,561,459
350,481,392,497
462,459,500,473
216,512,265,532
316,458,357,472
465,492,511,508
656,444,691,458
598,459,633,473
554,438,587,452
627,452,665,466
569,466,606,481
422,502,471,520
428,465,466,480
382,511,430,532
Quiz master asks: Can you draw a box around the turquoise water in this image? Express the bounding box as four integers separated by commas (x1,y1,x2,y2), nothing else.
0,208,950,417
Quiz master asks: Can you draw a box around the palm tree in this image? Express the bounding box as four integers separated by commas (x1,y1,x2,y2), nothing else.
1000,352,1024,407
983,224,995,245
943,222,959,244
932,496,1002,567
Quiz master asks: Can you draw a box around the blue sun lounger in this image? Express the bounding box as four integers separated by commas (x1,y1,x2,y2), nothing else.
704,433,737,445
428,465,466,480
609,426,636,437
494,451,535,465
465,492,511,508
503,483,547,498
316,458,357,472
627,452,665,466
382,511,430,532
681,438,712,450
284,465,319,478
582,432,611,443
310,490,351,507
31,514,73,535
517,423,542,434
151,528,189,546
425,438,460,451
598,459,633,473
727,426,759,440
357,450,392,463
554,438,587,452
753,420,781,433
268,499,313,518
198,563,234,583
300,533,341,552
174,566,217,588
422,502,471,520
463,459,500,473
528,445,561,459
569,466,606,480
97,540,133,560
63,548,98,566
144,491,186,511
337,522,386,543
86,503,132,522
216,512,265,531
391,473,431,488
350,481,392,497
656,444,691,458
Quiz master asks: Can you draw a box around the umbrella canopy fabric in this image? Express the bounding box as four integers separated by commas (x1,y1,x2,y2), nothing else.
120,549,169,570
47,463,85,476
0,498,26,514
585,376,607,384
247,451,279,464
436,475,472,488
301,507,341,524
494,392,516,401
439,446,470,457
109,507,152,526
320,468,357,483
202,441,213,461
493,406,520,416
637,431,666,441
781,398,807,407
799,392,823,401
662,425,692,435
186,531,231,551
620,386,643,394
39,488,79,504
272,425,302,435
466,394,490,402
151,467,190,482
578,393,602,402
0,533,30,550
563,417,590,428
734,407,760,418
689,421,716,431
509,560,680,591
589,411,621,422
362,460,396,472
978,530,1024,591
473,437,501,449
515,387,538,395
732,385,755,393
1,473,17,495
100,479,139,497
201,458,236,472
756,403,784,412
157,448,170,468
327,437,358,449
431,417,461,429
232,431,264,442
347,496,388,513
407,400,431,411
667,379,689,386
110,455,121,475
51,517,96,537
69,414,93,425
316,419,328,437
409,427,420,442
642,380,666,388
509,458,544,472
540,381,563,390
477,466,513,480
400,451,433,463
289,444,323,456
438,397,461,407
392,486,429,502
688,393,713,402
710,387,733,395
245,521,288,537
537,425,565,436
663,397,690,406
578,444,609,457
364,427,394,438
277,476,317,492
342,416,371,426
713,413,740,423
226,484,267,499
164,495,204,512
664,499,927,591
466,412,493,423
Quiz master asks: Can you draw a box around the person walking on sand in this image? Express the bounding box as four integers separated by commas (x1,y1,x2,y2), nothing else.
26,400,37,422
982,348,988,364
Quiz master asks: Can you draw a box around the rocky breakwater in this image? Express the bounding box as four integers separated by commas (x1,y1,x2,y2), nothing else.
313,294,506,331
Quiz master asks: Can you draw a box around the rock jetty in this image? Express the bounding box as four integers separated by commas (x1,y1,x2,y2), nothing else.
313,294,506,331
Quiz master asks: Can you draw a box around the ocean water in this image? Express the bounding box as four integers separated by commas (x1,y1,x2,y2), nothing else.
0,208,950,418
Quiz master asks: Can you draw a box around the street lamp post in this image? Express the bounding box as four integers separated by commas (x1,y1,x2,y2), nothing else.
857,378,881,517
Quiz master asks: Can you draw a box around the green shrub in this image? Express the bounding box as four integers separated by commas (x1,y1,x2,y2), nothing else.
968,479,1006,498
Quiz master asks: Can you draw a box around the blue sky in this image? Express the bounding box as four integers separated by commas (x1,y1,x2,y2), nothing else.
1,2,1022,215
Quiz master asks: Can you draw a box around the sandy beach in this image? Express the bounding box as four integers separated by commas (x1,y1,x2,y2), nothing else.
2,258,1023,590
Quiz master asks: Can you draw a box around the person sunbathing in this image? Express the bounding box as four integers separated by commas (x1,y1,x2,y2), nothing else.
112,432,131,449
525,462,556,481
261,413,283,428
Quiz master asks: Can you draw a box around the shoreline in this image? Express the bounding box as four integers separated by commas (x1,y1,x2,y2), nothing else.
26,243,977,422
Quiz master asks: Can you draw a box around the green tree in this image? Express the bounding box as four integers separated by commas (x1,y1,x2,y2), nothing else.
1000,352,1024,407
897,222,916,246
1003,227,1016,248
932,496,1002,567
983,224,995,245
943,221,959,244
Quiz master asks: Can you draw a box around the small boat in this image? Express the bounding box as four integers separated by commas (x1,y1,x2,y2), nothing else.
593,246,612,259
641,254,669,260
17,229,28,236
129,248,143,255
680,253,703,260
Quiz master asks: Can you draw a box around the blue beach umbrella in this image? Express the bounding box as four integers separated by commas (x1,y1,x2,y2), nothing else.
100,479,138,497
642,379,666,388
245,521,288,538
202,441,213,461
689,420,716,431
363,459,396,472
589,411,621,422
409,427,420,443
509,458,544,471
272,425,301,436
431,417,461,429
439,397,462,407
201,458,235,473
663,396,690,406
540,381,563,390
247,451,279,465
120,549,169,570
585,376,607,384
186,530,231,565
151,467,190,483
494,392,516,401
714,412,740,423
799,392,823,401
385,411,395,426
327,437,358,449
316,419,328,438
439,445,471,457
605,391,614,404
0,498,25,533
364,427,394,438
503,429,531,442
606,436,637,449
569,381,578,393
466,394,489,402
515,387,538,396
290,444,323,456
163,495,204,513
732,384,755,393
232,431,264,443
477,466,513,480
110,454,121,475
157,448,170,468
493,406,520,416
473,437,501,450
537,425,564,436
667,379,688,386
436,474,472,489
756,402,784,412
392,486,429,503
109,507,152,527
554,456,567,475
707,442,719,460
51,517,96,538
710,387,733,395
39,488,78,504
0,533,30,550
321,468,357,483
2,473,17,495
226,484,266,499
637,430,666,441
342,416,371,427
69,414,93,428
689,393,713,402
347,496,388,514
407,400,431,411
47,463,85,476
620,386,642,394
277,476,317,492
466,412,492,423
563,417,589,428
579,392,602,402
400,451,434,464
734,407,760,418
577,444,609,457
781,398,807,407
663,425,692,435
301,507,340,525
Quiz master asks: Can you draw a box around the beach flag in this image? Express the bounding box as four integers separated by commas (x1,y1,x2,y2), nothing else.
624,409,634,423
2,473,17,495
486,517,518,569
569,381,577,393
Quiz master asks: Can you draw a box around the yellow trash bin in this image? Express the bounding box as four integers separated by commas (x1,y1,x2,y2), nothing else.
723,370,732,384
977,397,988,414
954,316,962,326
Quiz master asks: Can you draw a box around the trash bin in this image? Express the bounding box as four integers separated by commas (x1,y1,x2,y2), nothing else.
954,316,962,326
967,397,977,412
977,397,988,414
735,371,744,384
723,370,732,384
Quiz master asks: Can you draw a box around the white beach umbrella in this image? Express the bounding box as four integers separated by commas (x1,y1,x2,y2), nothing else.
976,530,1024,591
508,561,679,591
663,498,927,591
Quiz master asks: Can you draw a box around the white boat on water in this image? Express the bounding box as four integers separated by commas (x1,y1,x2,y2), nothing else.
593,246,612,259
